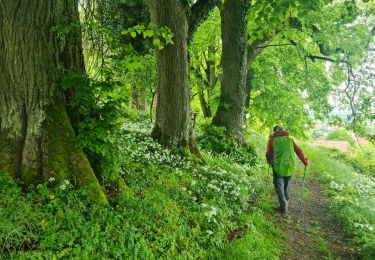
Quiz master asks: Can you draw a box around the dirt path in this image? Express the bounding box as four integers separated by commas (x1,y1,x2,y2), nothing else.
275,173,358,260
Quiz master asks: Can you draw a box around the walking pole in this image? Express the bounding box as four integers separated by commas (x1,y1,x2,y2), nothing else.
298,163,307,212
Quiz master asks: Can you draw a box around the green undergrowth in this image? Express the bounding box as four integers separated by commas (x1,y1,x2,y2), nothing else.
325,143,375,177
304,145,375,258
0,115,282,259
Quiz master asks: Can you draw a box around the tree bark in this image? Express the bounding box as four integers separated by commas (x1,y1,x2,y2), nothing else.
60,0,87,130
150,0,190,148
0,0,107,205
212,0,249,142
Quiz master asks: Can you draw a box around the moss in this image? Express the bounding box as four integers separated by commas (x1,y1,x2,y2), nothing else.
45,102,108,205
0,140,14,177
106,176,133,194
116,176,133,193
189,137,207,163
44,103,71,182
69,148,108,205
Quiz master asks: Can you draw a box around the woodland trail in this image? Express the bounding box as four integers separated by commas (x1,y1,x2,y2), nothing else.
274,172,358,260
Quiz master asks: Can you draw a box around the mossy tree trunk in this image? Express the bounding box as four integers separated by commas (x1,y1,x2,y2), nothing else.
0,0,107,205
212,0,249,142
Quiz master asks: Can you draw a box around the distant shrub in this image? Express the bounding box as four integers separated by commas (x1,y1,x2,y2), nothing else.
346,143,375,177
325,129,354,146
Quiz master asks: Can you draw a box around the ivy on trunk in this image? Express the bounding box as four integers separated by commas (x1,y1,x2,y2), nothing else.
212,0,250,142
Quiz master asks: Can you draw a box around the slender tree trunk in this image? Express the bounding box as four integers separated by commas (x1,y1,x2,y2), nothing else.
208,44,216,103
131,87,147,111
198,88,212,118
244,67,254,109
151,0,190,148
243,38,273,124
0,0,107,204
203,44,216,118
212,0,249,142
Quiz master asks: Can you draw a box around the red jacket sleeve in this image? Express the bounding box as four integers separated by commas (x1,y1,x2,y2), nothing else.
265,139,273,164
293,141,308,165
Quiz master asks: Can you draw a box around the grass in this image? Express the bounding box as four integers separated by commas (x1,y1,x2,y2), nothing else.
216,211,282,260
304,145,375,258
316,236,330,256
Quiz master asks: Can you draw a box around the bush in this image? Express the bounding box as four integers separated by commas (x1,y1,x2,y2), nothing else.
325,129,355,146
346,143,375,177
196,124,258,165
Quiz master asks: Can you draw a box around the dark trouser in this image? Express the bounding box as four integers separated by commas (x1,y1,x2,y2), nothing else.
273,173,291,212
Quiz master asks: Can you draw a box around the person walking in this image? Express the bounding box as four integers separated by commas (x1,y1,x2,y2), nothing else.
266,126,308,213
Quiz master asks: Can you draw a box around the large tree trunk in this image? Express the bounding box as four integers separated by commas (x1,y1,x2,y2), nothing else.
212,0,249,142
150,0,190,148
0,0,107,205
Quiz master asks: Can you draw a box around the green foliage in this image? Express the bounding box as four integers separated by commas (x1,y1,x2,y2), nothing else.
245,0,374,138
196,124,259,165
62,72,129,180
346,144,375,177
327,143,375,177
51,17,81,51
216,212,283,259
0,176,153,259
305,146,375,257
190,8,221,116
122,23,174,49
248,29,334,137
325,129,355,146
1,117,281,259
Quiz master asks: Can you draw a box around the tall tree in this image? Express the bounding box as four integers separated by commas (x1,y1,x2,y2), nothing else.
151,0,219,148
212,0,249,142
150,0,190,147
0,0,107,204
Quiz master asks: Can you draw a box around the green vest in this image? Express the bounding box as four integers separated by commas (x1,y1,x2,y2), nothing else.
273,136,295,177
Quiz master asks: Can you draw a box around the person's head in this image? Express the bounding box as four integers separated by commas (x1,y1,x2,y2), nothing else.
273,125,284,132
